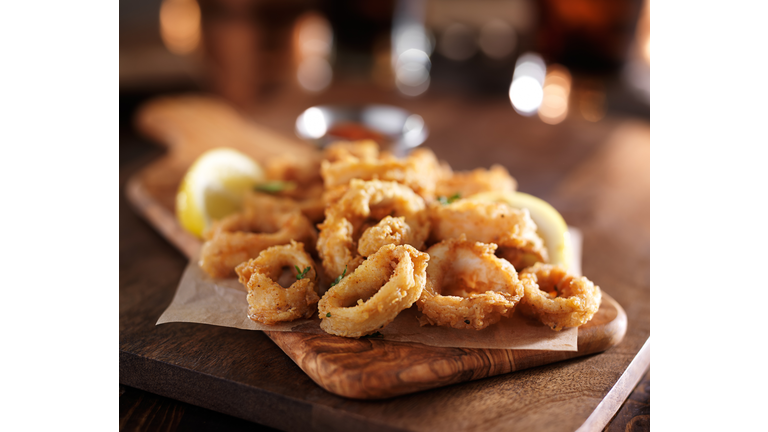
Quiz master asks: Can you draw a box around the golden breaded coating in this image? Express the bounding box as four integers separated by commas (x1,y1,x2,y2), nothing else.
317,179,430,279
318,244,428,338
357,216,415,257
429,199,548,270
236,241,320,325
417,237,524,330
517,263,601,331
192,134,605,336
320,148,443,200
264,153,322,189
435,165,517,199
199,206,317,278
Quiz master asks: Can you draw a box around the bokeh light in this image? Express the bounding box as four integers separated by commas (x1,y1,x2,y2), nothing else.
297,57,333,93
509,77,543,114
295,107,328,139
638,0,650,65
295,13,333,59
478,20,516,59
395,48,431,96
509,52,546,116
159,0,201,55
392,0,433,98
293,13,334,93
402,114,426,147
538,65,572,125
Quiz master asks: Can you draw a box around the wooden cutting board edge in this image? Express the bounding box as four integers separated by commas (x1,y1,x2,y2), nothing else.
266,295,626,399
125,158,628,400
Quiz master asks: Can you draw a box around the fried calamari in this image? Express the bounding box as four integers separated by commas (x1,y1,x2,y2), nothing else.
434,165,517,199
235,241,320,325
416,237,524,330
318,244,428,337
192,139,605,336
320,148,443,199
317,179,430,279
357,215,416,257
199,198,317,278
429,199,548,270
517,263,601,331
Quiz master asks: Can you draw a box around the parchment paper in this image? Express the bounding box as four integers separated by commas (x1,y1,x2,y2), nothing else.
157,233,582,351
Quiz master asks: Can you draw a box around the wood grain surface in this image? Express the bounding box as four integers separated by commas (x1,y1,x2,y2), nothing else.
120,88,650,431
267,294,624,399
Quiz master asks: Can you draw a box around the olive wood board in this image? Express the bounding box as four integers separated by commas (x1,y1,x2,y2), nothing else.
125,156,627,400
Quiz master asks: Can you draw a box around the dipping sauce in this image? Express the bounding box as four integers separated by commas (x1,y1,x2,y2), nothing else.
326,123,388,146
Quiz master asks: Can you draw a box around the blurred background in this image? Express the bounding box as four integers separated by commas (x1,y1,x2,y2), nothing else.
120,0,649,136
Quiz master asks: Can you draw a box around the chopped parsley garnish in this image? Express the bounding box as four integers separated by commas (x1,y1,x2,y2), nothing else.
294,265,311,280
326,312,331,317
330,266,347,287
438,193,461,205
255,180,296,194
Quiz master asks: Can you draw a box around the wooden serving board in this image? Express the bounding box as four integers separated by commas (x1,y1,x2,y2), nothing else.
266,297,624,399
126,95,627,400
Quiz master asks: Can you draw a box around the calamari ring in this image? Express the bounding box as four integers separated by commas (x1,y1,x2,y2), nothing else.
517,263,602,331
429,199,548,270
199,208,317,279
357,216,414,257
434,165,517,199
317,179,430,279
263,152,322,190
318,244,428,337
320,148,442,200
321,184,350,209
416,237,524,330
243,188,326,225
261,154,327,223
235,241,320,325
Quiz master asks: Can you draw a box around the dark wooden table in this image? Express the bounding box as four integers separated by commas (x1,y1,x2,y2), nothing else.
120,85,649,431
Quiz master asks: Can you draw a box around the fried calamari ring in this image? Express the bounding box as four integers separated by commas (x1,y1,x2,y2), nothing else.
263,152,322,190
416,237,524,330
237,192,302,227
244,188,326,224
318,244,428,337
199,208,317,278
429,199,548,270
235,241,320,325
434,165,517,199
321,184,350,209
517,263,601,331
317,179,430,279
357,216,415,257
320,148,442,199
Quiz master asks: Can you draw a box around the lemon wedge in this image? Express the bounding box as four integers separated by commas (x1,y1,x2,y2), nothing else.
176,148,265,238
470,191,572,269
